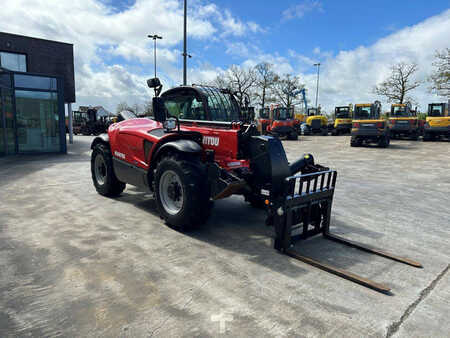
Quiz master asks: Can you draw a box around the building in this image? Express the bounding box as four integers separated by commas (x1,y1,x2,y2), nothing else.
0,32,75,156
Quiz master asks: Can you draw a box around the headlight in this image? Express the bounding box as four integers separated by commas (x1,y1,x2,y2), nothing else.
164,118,177,130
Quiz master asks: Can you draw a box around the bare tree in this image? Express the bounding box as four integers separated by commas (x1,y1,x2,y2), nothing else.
271,74,305,108
374,62,420,104
429,48,450,99
224,65,257,107
254,62,277,108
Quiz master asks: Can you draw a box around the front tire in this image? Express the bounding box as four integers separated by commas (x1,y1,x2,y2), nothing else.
91,144,126,196
378,135,390,148
155,154,211,230
288,131,298,140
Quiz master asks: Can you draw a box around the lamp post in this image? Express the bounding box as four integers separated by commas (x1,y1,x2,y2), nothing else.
182,0,192,85
148,34,162,79
313,62,321,109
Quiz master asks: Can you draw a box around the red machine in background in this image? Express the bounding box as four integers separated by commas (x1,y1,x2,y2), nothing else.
257,105,299,140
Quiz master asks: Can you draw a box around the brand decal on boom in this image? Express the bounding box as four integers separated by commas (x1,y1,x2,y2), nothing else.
202,136,220,146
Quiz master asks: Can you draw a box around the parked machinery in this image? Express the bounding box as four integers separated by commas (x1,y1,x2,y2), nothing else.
257,107,271,135
90,77,421,293
388,103,420,140
423,102,450,141
303,107,328,135
258,105,299,140
331,105,353,135
351,101,390,147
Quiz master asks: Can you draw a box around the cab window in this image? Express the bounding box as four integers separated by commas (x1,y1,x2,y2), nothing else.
163,95,206,120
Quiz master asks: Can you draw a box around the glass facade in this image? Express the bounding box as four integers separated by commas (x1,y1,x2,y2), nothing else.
15,91,60,153
0,70,66,156
0,52,27,72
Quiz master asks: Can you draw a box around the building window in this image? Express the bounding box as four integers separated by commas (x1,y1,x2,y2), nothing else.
15,90,60,153
0,52,27,72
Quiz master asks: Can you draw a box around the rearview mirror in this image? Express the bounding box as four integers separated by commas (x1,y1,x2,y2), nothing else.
147,77,161,88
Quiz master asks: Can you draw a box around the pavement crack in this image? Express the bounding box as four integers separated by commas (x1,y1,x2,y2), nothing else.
386,264,449,338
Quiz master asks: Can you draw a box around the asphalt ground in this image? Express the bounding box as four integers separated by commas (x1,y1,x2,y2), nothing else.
0,134,449,337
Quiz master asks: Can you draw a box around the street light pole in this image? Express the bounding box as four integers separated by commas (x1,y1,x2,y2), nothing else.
148,34,162,95
183,0,187,85
314,63,321,109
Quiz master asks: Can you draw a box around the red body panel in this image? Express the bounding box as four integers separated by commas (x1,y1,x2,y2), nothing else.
108,118,250,172
267,119,296,132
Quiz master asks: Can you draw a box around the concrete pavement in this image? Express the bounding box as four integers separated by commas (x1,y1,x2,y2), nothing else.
0,135,449,337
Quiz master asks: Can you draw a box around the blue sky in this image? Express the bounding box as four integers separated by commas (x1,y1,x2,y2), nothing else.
1,0,449,112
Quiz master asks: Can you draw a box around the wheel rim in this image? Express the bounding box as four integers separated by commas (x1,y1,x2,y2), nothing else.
94,154,107,185
159,170,184,215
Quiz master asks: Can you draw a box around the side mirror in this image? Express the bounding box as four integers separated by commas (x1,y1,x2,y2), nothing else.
153,97,166,123
147,77,161,88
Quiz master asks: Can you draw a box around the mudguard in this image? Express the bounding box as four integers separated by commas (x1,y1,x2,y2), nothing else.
152,139,202,163
91,133,109,149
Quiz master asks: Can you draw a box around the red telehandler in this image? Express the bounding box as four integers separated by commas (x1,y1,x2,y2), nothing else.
90,78,421,293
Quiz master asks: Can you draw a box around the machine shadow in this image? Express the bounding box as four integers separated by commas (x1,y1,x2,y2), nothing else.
115,189,388,280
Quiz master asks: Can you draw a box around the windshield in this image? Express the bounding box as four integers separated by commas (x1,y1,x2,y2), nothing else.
274,107,292,120
335,107,350,118
259,108,269,118
391,106,411,117
428,104,443,117
354,106,378,119
195,86,241,121
308,109,318,116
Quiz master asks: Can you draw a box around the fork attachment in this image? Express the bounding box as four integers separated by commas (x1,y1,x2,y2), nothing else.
271,170,422,294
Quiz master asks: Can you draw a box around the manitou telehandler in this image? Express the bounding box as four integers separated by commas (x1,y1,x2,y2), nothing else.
423,102,450,141
351,101,390,147
331,105,353,135
90,78,421,293
303,107,328,135
388,103,420,140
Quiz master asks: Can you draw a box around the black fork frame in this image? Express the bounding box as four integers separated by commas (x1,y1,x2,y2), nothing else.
272,170,422,294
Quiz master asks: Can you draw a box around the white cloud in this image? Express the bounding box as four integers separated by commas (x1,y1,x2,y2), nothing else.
0,0,257,111
282,1,323,21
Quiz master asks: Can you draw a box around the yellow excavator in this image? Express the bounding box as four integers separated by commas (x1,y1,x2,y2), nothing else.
303,107,328,135
351,101,390,147
423,102,450,141
388,102,420,140
331,104,353,135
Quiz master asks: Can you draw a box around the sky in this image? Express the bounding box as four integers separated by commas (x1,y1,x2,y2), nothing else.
0,0,449,113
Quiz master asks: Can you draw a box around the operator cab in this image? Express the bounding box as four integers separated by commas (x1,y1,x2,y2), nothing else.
353,103,381,120
273,107,293,120
428,103,445,117
391,103,415,117
335,106,351,119
259,107,270,119
307,108,319,116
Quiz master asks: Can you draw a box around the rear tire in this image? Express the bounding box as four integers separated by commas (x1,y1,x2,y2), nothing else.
378,135,390,148
321,128,328,136
288,131,298,140
91,144,126,196
155,154,211,230
350,137,361,147
410,131,419,141
423,132,434,141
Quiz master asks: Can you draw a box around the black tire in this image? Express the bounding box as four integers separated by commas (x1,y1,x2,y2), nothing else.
331,129,338,136
350,137,361,147
321,128,328,136
288,131,298,140
410,131,419,141
378,135,390,148
423,132,433,141
91,144,126,197
155,154,211,230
